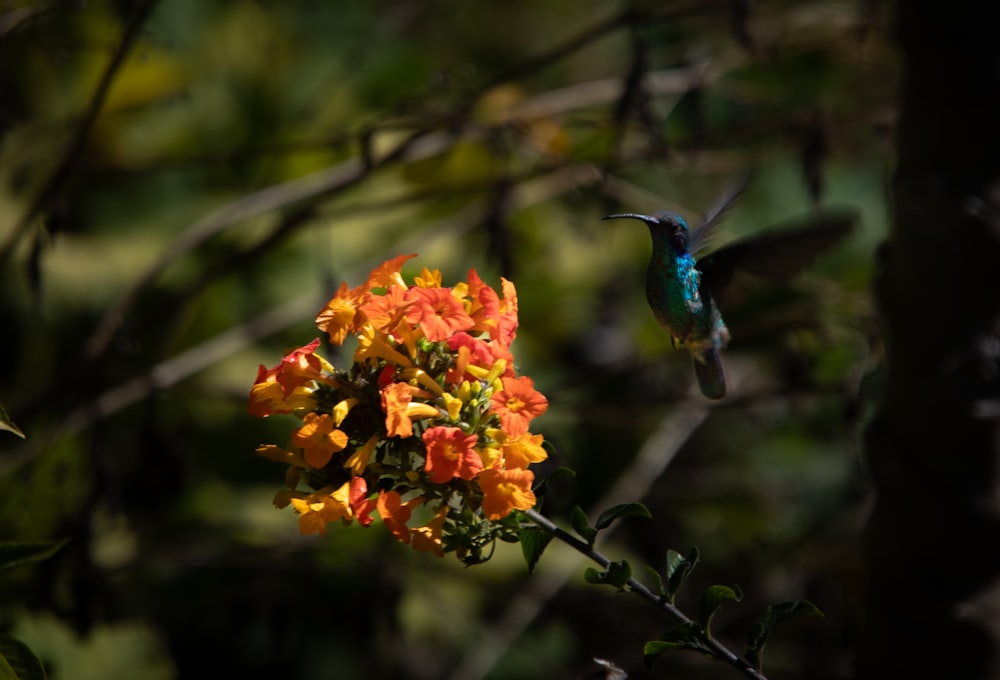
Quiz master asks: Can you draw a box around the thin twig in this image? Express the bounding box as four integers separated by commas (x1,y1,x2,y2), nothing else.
524,508,769,680
1,0,158,261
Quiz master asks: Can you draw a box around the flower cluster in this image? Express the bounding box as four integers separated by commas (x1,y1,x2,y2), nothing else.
249,254,549,563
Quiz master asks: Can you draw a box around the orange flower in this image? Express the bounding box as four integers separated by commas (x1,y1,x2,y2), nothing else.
491,375,548,436
315,282,364,345
404,287,475,342
381,382,439,438
365,253,417,290
358,284,409,333
444,333,492,383
248,339,331,416
494,277,519,347
500,432,547,470
382,382,415,437
290,482,353,535
291,412,349,468
422,426,481,483
411,507,448,557
464,268,497,332
478,467,536,520
376,490,424,544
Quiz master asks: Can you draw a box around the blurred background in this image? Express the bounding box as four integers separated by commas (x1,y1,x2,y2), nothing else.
0,1,894,678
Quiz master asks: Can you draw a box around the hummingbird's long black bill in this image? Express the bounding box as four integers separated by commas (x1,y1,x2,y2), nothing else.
602,213,657,223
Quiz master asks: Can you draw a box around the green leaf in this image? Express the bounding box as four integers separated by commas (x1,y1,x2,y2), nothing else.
570,506,597,546
584,560,632,591
0,403,24,439
644,565,666,598
745,600,823,671
643,622,712,668
0,635,47,680
532,465,575,495
665,547,699,602
0,541,67,575
518,528,551,575
594,502,652,531
700,584,743,639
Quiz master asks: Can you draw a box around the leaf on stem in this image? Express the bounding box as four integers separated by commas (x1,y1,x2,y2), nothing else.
570,506,597,546
584,559,632,591
645,565,666,599
643,622,713,668
0,634,48,680
0,541,67,574
665,547,700,603
532,465,575,497
744,599,824,671
699,584,743,639
519,527,552,574
594,502,652,530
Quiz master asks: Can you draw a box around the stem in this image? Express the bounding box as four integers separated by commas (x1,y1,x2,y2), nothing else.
523,508,768,680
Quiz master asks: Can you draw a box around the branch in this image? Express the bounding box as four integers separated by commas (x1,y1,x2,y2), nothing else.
0,0,158,261
524,508,769,680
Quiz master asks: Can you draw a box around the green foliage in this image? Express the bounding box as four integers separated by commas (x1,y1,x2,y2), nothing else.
0,636,47,680
0,0,887,676
699,584,743,639
644,623,715,666
745,600,824,671
0,542,65,575
664,547,700,603
594,502,652,530
583,559,632,592
570,506,598,547
0,542,64,680
518,527,551,575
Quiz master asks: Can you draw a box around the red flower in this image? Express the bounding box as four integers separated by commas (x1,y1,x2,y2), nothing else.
422,426,482,483
405,287,475,342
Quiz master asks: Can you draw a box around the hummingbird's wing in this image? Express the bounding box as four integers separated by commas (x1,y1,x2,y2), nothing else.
696,208,858,299
688,171,754,256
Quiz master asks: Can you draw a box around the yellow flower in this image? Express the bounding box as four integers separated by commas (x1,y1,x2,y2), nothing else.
414,267,442,288
343,434,378,475
478,467,536,520
355,325,413,368
499,433,547,470
411,507,448,557
291,412,349,468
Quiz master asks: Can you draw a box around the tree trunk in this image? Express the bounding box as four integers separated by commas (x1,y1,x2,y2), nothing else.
858,2,1000,678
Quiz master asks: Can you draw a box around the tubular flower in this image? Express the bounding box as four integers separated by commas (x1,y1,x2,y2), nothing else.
316,282,364,345
491,375,549,436
377,490,423,544
499,432,547,470
411,507,449,557
478,467,536,520
249,254,549,563
405,287,475,342
291,412,349,469
248,338,332,416
422,426,481,483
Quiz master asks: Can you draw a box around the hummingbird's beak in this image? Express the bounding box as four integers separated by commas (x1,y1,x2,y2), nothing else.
602,213,657,224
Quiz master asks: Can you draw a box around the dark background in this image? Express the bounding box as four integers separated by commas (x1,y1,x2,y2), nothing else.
1,1,897,678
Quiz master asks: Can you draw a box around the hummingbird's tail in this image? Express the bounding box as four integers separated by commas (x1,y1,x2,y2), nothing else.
692,348,727,399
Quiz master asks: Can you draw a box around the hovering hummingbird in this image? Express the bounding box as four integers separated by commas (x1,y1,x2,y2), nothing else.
604,183,856,399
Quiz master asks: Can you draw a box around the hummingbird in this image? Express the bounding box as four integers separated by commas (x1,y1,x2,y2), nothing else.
604,184,856,399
